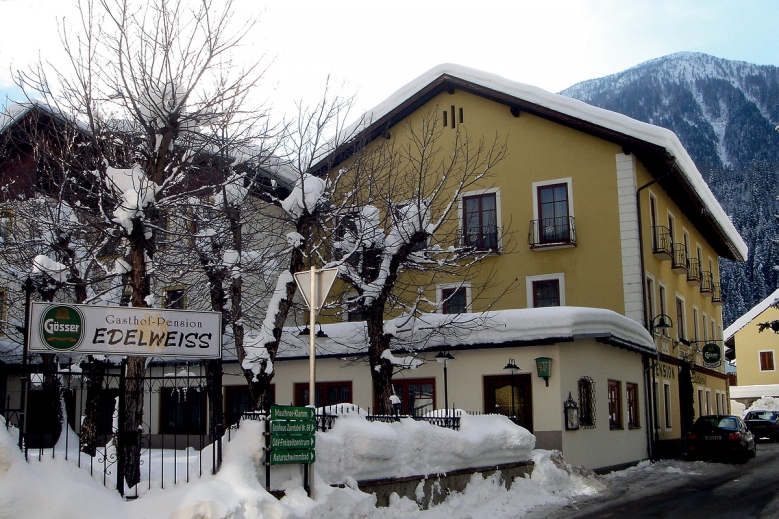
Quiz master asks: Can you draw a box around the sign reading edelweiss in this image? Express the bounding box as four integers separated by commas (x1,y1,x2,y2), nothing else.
29,303,221,358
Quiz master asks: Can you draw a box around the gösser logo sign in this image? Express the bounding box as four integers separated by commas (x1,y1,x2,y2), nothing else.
39,305,85,351
702,343,722,367
29,303,221,359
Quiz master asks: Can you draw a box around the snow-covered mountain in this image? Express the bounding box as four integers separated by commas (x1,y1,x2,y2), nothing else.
560,52,779,326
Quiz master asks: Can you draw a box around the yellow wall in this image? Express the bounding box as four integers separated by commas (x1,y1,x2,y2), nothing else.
733,306,779,386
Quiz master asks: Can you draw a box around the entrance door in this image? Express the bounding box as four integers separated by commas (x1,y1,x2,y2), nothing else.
484,374,533,431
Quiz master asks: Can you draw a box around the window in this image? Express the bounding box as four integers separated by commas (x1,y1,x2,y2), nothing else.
645,276,655,330
533,280,560,308
164,288,186,309
697,388,704,418
626,382,640,429
705,389,712,415
225,385,275,426
658,284,668,336
760,351,775,371
578,377,595,428
390,378,435,416
675,297,685,341
159,388,206,434
664,382,672,429
295,381,352,408
649,194,659,249
462,192,498,251
526,273,565,308
536,183,571,244
608,380,622,429
692,307,699,342
441,287,467,314
702,312,708,342
683,231,691,266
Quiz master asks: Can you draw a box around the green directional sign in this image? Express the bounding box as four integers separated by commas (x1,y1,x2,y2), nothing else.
271,405,314,421
270,420,316,434
270,448,316,465
270,435,315,449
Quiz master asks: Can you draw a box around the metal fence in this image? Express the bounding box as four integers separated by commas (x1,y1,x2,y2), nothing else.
3,361,224,498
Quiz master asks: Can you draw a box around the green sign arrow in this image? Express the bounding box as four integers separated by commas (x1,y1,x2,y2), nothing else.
269,448,316,465
270,435,315,449
270,420,316,434
271,405,314,421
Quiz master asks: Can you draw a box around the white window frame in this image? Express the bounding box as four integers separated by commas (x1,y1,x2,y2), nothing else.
692,305,700,343
526,273,566,308
759,350,776,372
697,387,704,418
531,178,574,247
705,388,712,415
645,272,657,330
436,282,472,314
702,311,708,342
658,281,669,336
663,381,672,430
675,293,687,341
458,188,502,251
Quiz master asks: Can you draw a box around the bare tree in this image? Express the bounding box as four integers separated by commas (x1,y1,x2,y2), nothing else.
13,0,272,487
320,110,509,413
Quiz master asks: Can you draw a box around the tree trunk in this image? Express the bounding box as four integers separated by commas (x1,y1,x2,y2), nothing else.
80,357,108,456
366,304,395,414
121,219,151,489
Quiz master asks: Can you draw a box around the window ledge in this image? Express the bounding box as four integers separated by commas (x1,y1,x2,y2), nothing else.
530,242,576,252
628,425,641,430
609,425,624,431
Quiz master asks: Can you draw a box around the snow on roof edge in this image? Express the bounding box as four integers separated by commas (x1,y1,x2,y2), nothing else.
269,306,656,359
337,64,747,262
724,287,779,341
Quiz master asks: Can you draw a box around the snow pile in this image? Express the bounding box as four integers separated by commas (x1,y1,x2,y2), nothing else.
0,414,609,519
105,165,161,233
31,254,68,283
315,409,535,482
745,396,779,413
281,174,326,218
730,400,747,416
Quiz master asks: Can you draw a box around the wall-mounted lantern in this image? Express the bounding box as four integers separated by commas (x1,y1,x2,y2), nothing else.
535,357,552,387
563,392,579,431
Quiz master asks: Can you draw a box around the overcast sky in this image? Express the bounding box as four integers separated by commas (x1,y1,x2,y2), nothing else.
0,0,777,121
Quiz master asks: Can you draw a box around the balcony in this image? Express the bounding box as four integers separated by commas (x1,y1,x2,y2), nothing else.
651,226,672,260
700,271,713,293
686,257,701,286
528,216,576,250
711,282,723,305
671,244,688,274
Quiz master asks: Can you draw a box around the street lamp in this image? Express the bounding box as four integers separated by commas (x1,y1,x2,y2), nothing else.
649,314,673,337
503,358,520,423
435,351,455,413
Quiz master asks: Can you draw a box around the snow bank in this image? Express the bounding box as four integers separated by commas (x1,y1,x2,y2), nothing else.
0,416,608,519
280,174,326,218
316,410,534,482
745,396,779,413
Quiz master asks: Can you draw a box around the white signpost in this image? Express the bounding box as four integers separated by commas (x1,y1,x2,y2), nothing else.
28,303,222,358
293,266,338,497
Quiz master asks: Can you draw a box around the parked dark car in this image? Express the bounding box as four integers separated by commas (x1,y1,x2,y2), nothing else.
687,414,756,462
744,410,779,442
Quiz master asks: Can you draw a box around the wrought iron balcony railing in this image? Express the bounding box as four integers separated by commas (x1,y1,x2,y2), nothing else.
671,243,688,274
700,271,713,293
711,282,723,305
651,225,672,260
528,216,576,249
686,257,701,286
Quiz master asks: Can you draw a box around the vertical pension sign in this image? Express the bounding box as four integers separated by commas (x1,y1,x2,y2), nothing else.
29,303,222,358
269,405,316,465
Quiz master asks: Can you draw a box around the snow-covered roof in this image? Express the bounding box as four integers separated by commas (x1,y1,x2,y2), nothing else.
269,306,656,359
724,287,779,341
314,64,747,262
729,384,779,400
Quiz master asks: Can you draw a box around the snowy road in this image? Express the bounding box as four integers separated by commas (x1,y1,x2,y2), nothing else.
526,442,779,519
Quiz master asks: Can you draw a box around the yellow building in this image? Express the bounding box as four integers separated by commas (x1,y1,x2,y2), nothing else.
725,288,779,406
244,64,746,469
